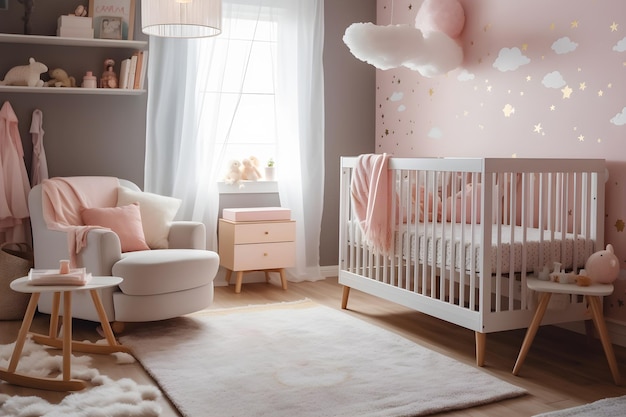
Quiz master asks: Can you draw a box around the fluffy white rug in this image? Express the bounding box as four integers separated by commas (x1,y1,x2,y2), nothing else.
0,338,162,417
120,299,527,417
534,396,626,417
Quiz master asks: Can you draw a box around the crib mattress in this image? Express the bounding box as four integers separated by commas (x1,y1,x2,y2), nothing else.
350,222,594,274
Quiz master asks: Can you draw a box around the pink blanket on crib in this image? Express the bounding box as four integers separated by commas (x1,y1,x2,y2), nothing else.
41,177,119,267
351,153,392,254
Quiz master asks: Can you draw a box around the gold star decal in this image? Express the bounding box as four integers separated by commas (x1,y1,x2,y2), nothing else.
522,43,528,51
408,4,412,10
608,83,613,88
484,24,492,32
616,219,625,232
578,135,585,142
526,75,532,81
579,82,587,90
550,105,556,111
611,22,619,32
503,104,515,117
598,90,604,97
534,123,543,133
429,88,434,96
571,20,579,28
550,23,555,30
486,85,493,92
562,85,573,98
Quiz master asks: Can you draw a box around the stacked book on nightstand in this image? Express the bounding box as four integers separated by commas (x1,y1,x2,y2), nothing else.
57,15,94,39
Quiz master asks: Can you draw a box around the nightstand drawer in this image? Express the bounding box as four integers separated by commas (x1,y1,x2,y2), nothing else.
223,220,295,244
232,242,296,271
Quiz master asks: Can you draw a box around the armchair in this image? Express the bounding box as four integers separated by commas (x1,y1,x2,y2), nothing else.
28,177,219,330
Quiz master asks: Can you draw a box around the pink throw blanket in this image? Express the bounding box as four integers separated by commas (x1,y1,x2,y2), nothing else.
41,177,119,267
350,153,392,254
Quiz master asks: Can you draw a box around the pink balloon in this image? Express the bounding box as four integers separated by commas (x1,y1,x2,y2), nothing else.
415,0,465,39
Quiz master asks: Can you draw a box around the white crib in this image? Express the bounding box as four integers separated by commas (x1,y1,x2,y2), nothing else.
339,156,605,366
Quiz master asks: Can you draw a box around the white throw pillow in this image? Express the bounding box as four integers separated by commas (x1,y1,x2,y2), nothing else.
116,187,182,249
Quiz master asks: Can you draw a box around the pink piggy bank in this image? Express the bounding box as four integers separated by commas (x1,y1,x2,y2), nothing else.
584,244,620,284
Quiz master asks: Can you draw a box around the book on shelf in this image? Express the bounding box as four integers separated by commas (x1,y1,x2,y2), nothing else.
137,50,148,90
28,268,92,286
127,53,138,90
133,50,144,89
119,58,131,89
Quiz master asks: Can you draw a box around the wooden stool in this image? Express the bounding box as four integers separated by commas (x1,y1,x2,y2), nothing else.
513,278,621,385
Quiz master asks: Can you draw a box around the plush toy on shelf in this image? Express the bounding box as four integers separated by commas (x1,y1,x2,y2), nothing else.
241,157,262,181
45,68,76,88
0,57,47,87
224,160,243,187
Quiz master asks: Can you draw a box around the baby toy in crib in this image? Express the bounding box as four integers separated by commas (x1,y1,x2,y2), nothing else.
540,244,620,286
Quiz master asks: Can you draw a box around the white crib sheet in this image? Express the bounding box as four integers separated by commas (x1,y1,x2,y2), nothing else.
350,222,594,274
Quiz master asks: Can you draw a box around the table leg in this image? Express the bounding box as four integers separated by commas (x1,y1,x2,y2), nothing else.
6,293,40,372
62,291,72,381
49,292,61,338
587,295,622,385
513,292,552,376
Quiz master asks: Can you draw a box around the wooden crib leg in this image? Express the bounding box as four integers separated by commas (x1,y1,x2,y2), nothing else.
341,286,351,309
475,332,486,367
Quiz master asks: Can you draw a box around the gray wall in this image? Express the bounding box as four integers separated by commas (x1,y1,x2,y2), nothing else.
0,0,376,268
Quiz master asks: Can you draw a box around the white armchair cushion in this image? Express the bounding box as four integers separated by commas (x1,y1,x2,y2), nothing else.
116,187,181,249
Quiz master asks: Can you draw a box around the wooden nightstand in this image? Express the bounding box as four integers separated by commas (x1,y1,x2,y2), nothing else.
218,218,296,293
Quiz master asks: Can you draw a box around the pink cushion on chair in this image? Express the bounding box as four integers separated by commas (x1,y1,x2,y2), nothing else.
81,203,150,252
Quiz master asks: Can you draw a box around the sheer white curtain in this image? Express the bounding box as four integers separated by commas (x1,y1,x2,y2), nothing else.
144,0,324,281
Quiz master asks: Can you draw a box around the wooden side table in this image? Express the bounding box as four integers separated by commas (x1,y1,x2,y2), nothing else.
513,278,621,385
218,218,296,293
0,276,131,391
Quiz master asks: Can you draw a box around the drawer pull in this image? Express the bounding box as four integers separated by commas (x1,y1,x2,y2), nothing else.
264,253,268,257
264,231,269,235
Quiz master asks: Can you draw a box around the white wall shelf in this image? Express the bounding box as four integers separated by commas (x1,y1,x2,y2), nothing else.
0,33,147,49
0,86,145,95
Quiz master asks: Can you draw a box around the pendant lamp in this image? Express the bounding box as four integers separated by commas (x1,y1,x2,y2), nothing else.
142,0,222,38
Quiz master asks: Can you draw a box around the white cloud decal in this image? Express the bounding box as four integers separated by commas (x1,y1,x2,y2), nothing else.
613,37,626,52
428,127,443,139
397,104,406,112
610,107,626,126
542,71,566,88
457,69,475,81
493,47,530,72
552,37,578,54
390,92,404,102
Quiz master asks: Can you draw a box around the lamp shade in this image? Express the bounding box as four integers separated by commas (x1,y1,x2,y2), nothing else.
142,0,222,38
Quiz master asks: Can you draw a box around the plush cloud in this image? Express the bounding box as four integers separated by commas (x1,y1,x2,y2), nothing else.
542,71,566,88
343,23,463,77
613,37,626,52
342,0,465,77
552,37,578,54
493,47,530,72
610,107,626,126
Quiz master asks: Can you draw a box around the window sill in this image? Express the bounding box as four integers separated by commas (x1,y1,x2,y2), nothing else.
218,181,278,194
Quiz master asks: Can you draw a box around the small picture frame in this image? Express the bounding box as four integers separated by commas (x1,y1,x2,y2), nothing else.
89,0,135,40
99,16,123,39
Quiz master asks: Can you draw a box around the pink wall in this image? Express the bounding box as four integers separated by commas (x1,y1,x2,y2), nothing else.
375,0,626,320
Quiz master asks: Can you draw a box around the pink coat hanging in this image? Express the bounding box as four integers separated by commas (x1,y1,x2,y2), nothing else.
30,108,49,186
0,101,31,244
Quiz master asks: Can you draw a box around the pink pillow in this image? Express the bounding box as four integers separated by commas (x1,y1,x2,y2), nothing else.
81,203,150,252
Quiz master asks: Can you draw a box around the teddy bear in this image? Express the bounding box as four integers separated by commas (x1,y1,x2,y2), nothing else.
241,158,262,181
224,160,243,187
578,244,620,285
45,68,76,88
0,57,47,87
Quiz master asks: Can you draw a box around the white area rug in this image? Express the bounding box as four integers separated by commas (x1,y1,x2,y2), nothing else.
0,338,161,417
120,299,527,417
534,396,626,417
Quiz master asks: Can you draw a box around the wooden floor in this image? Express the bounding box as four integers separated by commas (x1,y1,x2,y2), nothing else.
1,277,625,416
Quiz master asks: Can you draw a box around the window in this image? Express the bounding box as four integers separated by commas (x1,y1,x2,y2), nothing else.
198,9,278,177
